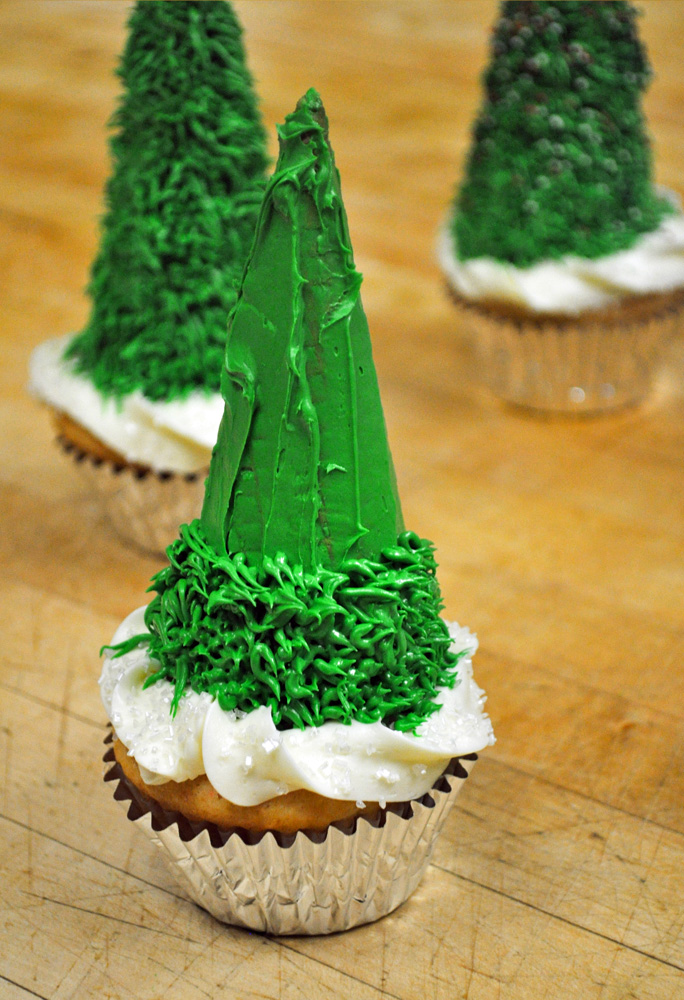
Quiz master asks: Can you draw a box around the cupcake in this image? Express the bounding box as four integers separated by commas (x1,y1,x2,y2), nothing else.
101,89,495,935
439,0,684,413
29,0,268,553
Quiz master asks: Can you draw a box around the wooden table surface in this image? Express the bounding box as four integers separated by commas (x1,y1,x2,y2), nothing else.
3,2,684,997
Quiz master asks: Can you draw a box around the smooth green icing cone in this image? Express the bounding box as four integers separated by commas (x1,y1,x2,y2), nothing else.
66,0,268,401
109,91,461,733
201,88,403,570
453,0,672,267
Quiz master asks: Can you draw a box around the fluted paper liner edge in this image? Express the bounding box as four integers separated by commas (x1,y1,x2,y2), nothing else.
103,732,476,935
452,299,680,412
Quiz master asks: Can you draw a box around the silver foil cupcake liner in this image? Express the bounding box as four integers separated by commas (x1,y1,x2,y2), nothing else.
438,225,682,413
103,733,476,935
58,436,206,556
453,298,681,413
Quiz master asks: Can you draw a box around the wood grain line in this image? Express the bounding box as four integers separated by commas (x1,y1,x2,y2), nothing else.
0,811,188,906
484,755,684,840
275,943,405,1000
22,892,204,946
0,975,49,1000
482,644,684,722
486,647,684,725
0,679,102,730
435,865,684,975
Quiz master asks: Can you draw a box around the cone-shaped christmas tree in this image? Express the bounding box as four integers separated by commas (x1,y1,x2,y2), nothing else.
453,0,671,267
115,91,461,733
66,0,268,401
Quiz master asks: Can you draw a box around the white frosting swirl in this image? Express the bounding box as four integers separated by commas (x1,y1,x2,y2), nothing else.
29,335,224,473
439,192,684,315
100,606,495,807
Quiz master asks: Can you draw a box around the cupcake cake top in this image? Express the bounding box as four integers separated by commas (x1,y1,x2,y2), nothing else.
453,0,671,268
105,90,493,805
65,0,268,403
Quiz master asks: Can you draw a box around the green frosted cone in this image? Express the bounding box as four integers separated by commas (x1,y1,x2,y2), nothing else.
453,0,672,267
66,0,268,401
202,88,403,570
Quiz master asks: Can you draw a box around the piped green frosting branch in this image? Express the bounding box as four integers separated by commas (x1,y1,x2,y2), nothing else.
66,0,268,401
453,0,671,266
111,520,462,731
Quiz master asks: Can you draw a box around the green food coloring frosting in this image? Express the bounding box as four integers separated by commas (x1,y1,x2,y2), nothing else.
201,88,403,570
453,0,672,267
111,90,460,732
113,520,462,731
66,0,268,401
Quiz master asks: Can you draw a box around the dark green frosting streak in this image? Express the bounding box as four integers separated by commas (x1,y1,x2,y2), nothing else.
111,520,462,731
454,1,672,267
66,0,268,401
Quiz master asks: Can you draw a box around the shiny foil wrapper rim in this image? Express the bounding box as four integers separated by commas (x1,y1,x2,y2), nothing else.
438,226,684,413
58,436,206,556
103,730,476,935
450,294,681,413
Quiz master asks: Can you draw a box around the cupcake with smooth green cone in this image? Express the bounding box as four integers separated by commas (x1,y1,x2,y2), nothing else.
439,0,684,412
101,89,494,935
29,0,268,553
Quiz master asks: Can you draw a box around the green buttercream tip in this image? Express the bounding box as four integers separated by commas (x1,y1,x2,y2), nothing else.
453,0,672,267
200,87,404,571
110,90,457,733
66,0,268,401
110,520,462,732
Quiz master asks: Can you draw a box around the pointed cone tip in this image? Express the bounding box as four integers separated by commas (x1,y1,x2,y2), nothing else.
278,87,329,141
297,87,324,114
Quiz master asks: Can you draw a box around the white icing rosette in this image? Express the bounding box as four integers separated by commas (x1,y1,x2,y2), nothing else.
101,607,494,806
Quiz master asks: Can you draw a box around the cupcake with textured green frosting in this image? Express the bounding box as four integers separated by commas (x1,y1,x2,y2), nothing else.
439,0,684,412
29,0,268,552
101,88,494,935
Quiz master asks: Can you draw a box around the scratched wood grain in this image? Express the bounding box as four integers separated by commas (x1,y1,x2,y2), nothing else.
2,2,684,998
